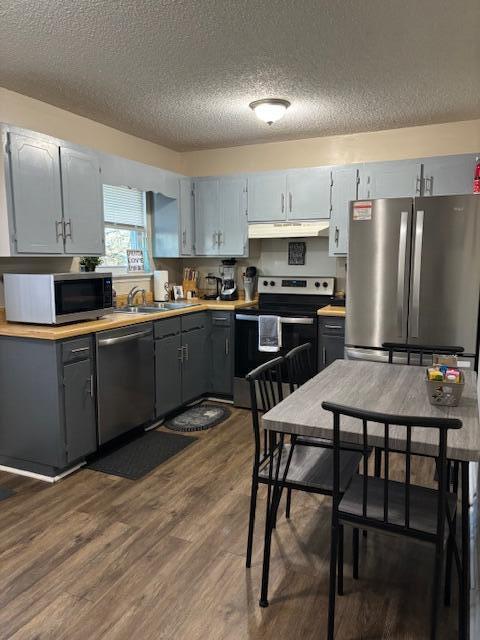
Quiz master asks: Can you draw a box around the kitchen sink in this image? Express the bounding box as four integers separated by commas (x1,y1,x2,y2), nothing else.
113,301,200,314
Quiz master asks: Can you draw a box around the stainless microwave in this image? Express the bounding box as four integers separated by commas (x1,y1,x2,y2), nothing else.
4,272,114,325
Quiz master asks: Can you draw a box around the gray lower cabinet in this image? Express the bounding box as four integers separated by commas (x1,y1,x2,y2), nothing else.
210,311,234,396
318,317,345,371
181,313,210,403
154,312,210,417
154,318,182,417
0,335,97,475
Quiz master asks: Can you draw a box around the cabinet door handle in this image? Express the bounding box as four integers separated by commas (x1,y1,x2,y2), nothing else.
64,218,72,240
415,176,422,195
178,347,184,362
424,176,433,195
281,193,285,213
218,231,223,245
335,226,339,246
71,346,89,354
212,231,218,247
289,192,293,212
225,338,229,356
324,324,343,330
88,374,94,397
183,344,189,361
322,346,327,365
182,230,187,247
55,220,64,242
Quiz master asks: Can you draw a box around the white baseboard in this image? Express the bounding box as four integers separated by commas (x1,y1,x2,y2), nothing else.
0,461,85,484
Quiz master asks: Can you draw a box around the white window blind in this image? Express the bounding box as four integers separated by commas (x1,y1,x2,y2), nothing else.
103,185,146,228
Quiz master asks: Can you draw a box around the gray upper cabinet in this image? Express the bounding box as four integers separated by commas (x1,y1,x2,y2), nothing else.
60,147,104,255
194,177,248,256
219,177,248,256
358,159,422,200
1,125,104,256
194,178,220,255
247,172,286,222
179,177,195,256
7,130,64,254
421,154,477,196
329,166,358,257
286,168,331,220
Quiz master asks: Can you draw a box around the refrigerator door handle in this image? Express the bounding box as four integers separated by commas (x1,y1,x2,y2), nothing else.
410,210,424,338
397,211,409,337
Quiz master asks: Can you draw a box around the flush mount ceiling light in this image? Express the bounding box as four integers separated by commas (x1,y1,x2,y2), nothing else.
249,98,291,125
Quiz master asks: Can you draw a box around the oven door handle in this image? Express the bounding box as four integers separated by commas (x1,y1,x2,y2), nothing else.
235,314,314,325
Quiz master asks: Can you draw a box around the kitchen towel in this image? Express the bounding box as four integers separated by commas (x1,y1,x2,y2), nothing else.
258,315,282,352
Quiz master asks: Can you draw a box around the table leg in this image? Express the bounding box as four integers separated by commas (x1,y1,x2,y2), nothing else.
461,461,470,640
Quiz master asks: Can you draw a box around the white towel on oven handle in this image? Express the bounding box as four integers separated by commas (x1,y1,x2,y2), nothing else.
258,315,282,352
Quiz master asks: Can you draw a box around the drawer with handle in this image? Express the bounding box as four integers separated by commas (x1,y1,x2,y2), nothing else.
62,336,93,363
318,317,345,335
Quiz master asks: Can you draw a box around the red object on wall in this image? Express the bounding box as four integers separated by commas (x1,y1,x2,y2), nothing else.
474,156,480,194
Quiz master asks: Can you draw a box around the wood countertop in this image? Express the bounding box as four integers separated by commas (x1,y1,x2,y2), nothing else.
317,304,346,317
0,298,256,341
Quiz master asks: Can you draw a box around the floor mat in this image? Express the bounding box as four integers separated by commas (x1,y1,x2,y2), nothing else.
165,403,231,432
87,430,196,480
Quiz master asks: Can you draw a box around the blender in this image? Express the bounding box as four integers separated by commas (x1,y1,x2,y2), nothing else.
220,259,238,301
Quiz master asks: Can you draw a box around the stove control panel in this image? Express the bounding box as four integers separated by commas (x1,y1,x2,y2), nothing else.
258,276,335,296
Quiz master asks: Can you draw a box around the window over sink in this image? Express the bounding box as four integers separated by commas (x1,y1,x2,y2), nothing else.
100,185,151,274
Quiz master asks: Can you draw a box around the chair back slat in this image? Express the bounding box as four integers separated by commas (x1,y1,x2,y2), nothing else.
246,356,284,466
286,343,313,392
322,402,462,537
383,342,464,366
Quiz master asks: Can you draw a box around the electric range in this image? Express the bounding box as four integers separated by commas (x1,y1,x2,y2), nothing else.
233,276,335,407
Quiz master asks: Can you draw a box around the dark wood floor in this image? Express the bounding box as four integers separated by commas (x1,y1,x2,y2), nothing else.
0,407,460,639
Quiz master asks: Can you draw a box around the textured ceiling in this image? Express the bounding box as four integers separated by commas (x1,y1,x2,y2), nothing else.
1,0,479,151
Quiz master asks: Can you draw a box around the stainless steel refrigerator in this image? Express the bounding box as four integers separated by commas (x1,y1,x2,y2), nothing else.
346,195,480,363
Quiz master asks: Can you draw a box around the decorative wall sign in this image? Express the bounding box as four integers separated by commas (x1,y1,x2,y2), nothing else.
127,249,145,272
288,241,306,265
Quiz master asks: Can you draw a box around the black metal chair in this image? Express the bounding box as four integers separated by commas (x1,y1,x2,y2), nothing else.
245,357,363,609
322,401,464,640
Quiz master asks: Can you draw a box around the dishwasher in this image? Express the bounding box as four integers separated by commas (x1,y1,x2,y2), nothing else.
96,322,155,445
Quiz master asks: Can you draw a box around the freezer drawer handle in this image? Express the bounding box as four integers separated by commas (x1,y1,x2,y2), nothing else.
410,210,424,338
98,329,151,347
397,211,409,337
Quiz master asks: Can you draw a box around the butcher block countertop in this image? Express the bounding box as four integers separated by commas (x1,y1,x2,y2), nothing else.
317,305,346,317
0,299,255,341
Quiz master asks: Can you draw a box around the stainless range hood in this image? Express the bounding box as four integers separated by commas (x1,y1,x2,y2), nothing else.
248,220,330,239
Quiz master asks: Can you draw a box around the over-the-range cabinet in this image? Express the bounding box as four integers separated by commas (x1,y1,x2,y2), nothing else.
346,195,480,364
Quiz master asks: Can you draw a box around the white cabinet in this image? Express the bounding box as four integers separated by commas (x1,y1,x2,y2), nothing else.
0,126,104,256
194,177,247,256
179,178,195,256
329,166,358,257
152,178,195,258
286,167,331,219
247,172,286,222
358,159,422,200
421,154,477,196
60,147,104,255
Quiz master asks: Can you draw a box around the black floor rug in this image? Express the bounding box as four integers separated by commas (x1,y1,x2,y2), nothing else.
0,487,14,502
87,430,196,480
165,403,231,432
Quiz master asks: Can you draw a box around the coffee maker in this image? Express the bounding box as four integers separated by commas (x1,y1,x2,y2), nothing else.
220,259,238,301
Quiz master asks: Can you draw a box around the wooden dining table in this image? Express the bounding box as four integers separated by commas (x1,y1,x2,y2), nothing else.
262,359,480,639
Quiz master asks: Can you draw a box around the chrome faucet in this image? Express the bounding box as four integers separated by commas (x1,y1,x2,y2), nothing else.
127,286,147,306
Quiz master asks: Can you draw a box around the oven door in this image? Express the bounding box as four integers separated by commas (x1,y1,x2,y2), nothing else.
234,314,317,407
54,275,112,322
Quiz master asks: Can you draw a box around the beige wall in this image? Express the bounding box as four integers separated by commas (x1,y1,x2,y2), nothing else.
183,119,480,176
0,88,183,174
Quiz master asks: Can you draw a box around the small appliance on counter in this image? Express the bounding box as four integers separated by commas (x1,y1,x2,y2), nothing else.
204,273,222,300
243,266,257,302
153,270,170,302
3,272,114,325
220,258,238,301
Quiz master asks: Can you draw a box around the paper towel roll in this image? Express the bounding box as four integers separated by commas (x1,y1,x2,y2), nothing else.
154,270,169,302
